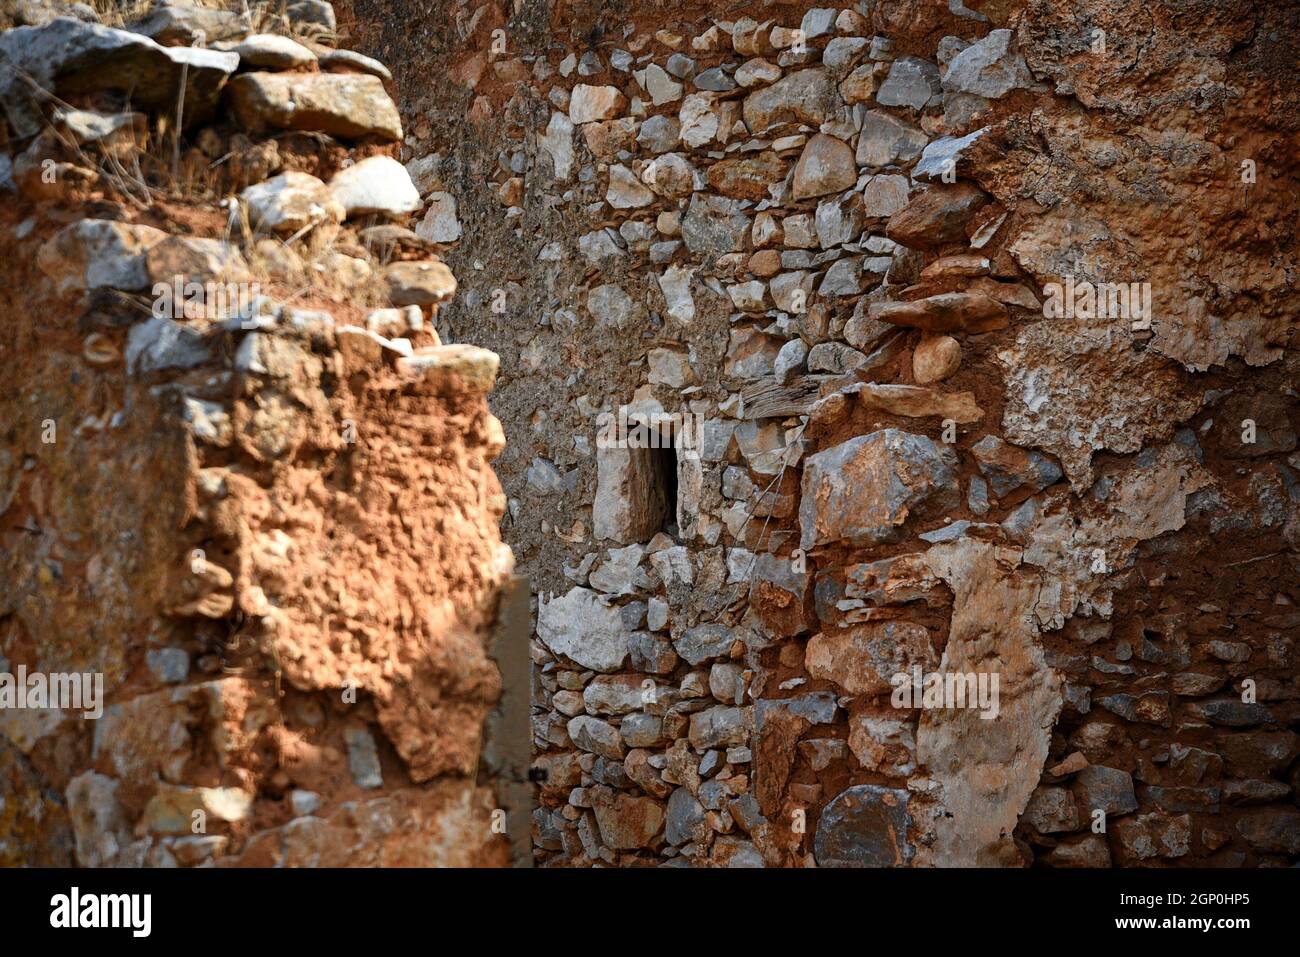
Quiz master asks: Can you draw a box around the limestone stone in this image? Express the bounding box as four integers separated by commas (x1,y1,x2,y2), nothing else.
682,194,750,256
688,706,751,749
679,92,723,147
593,446,668,543
815,192,865,248
799,429,960,549
329,156,421,218
1021,785,1081,833
1235,808,1300,854
665,787,707,845
241,171,345,234
847,714,917,776
791,134,857,200
707,151,785,201
657,265,696,323
885,183,988,248
970,435,1063,497
863,172,915,217
814,785,913,867
742,68,842,133
0,17,238,139
568,84,628,123
606,163,655,208
232,34,317,70
593,794,664,849
1114,812,1192,860
537,587,631,672
384,259,456,306
869,292,1008,333
875,56,941,109
806,621,935,695
853,383,982,423
416,192,462,243
674,624,734,666
637,114,680,152
37,220,167,296
540,112,576,180
856,111,929,167
641,153,698,199
1072,765,1138,817
913,127,989,181
566,715,625,759
228,72,403,139
942,29,1036,98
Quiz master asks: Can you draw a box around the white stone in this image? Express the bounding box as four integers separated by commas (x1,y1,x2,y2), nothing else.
606,163,655,208
537,587,631,672
539,112,575,180
569,84,627,123
415,192,462,243
658,265,696,323
329,156,420,218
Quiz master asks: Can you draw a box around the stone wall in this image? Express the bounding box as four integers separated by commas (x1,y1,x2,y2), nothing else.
342,0,1300,867
0,1,515,866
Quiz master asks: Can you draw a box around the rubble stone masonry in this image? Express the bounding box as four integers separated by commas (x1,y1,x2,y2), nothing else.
1,0,1297,869
341,0,1299,866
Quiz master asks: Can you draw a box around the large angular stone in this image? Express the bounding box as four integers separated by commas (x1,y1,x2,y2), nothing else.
970,435,1063,497
854,383,983,423
0,18,238,138
913,127,989,181
688,706,750,749
791,134,856,200
742,67,842,133
227,72,403,139
682,194,751,256
384,260,456,306
885,183,988,249
875,56,941,110
707,151,785,200
814,785,912,867
998,321,1206,490
566,715,625,758
329,156,421,218
868,292,1007,333
799,429,960,549
1021,785,1081,833
1113,812,1191,861
856,110,928,168
673,623,734,666
749,552,810,637
941,29,1036,99
583,675,647,715
37,220,167,296
806,621,934,695
665,787,706,845
240,171,345,234
847,714,917,776
133,4,247,45
593,445,669,543
536,587,631,672
1235,808,1300,854
568,84,628,123
593,794,664,849
1071,765,1137,817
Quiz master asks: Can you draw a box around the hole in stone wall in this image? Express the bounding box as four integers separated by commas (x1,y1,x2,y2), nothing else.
650,442,678,538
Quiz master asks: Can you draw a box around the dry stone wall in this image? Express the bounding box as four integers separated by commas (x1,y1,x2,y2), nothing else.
343,0,1300,867
0,1,515,867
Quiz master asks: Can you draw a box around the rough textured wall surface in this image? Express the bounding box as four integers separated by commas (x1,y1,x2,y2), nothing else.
1,1,513,867
339,0,1299,867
